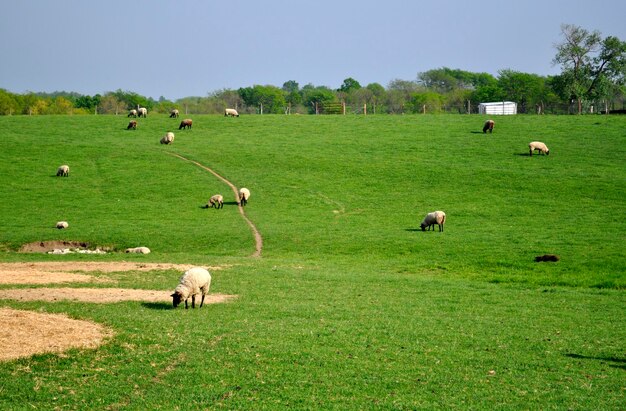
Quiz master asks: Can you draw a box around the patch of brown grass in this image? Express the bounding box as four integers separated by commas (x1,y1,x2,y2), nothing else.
0,308,114,362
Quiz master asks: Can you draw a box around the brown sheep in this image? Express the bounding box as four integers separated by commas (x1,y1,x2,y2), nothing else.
127,120,137,130
483,120,495,133
179,119,193,130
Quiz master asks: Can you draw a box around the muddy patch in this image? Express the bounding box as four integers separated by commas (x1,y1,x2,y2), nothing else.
19,240,104,253
0,308,113,362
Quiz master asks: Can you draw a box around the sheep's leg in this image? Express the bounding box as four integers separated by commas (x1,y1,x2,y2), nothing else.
192,295,196,309
184,299,189,309
200,294,205,308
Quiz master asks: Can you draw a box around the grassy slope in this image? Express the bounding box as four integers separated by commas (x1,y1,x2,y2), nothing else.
0,114,624,409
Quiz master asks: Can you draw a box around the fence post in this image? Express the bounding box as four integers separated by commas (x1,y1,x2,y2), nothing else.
364,103,367,115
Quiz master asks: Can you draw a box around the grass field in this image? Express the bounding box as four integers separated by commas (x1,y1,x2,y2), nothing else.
0,114,624,409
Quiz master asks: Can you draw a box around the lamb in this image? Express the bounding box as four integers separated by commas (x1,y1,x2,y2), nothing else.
529,141,549,156
127,120,137,130
239,188,250,206
160,132,175,145
483,119,495,133
125,246,151,254
56,165,70,177
171,267,212,309
420,211,446,232
207,194,224,209
179,119,193,130
138,107,148,117
56,221,69,229
128,109,138,118
224,108,239,117
169,109,179,118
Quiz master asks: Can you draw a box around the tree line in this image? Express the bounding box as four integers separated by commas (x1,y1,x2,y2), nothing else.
1,24,624,116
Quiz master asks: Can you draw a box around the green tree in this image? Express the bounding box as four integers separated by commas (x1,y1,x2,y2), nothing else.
497,70,546,113
338,77,362,93
553,24,626,113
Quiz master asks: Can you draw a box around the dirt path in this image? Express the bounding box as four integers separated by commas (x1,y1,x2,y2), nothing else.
168,152,263,258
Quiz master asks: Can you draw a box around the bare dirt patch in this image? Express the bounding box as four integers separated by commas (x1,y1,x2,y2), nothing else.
0,308,113,362
0,262,226,285
0,288,236,304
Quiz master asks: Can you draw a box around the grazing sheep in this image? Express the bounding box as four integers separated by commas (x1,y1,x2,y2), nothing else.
127,120,137,130
56,221,69,229
224,108,239,117
483,119,495,133
207,194,224,209
535,254,560,262
169,109,179,118
160,131,175,145
179,118,193,130
128,109,138,118
56,165,70,177
420,211,446,232
529,141,549,156
138,107,148,118
171,267,212,309
239,188,250,206
125,246,151,254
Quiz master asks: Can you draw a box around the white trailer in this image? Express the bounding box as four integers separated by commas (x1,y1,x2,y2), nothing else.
478,101,517,115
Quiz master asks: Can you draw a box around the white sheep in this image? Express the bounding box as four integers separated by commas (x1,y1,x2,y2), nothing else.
207,194,224,209
56,165,70,177
239,188,250,206
128,109,138,118
160,131,175,145
420,211,446,232
224,108,239,117
125,246,151,254
56,221,69,229
171,267,212,309
529,141,549,156
138,107,148,117
169,109,179,118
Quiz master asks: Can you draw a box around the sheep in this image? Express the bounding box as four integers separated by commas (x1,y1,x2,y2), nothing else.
483,119,495,133
529,141,549,156
535,254,560,262
138,107,148,118
127,120,137,130
169,109,179,118
171,267,212,309
224,108,240,117
128,109,138,118
239,188,250,206
179,119,193,130
420,211,446,232
125,246,151,254
207,194,224,209
160,131,175,145
56,165,70,177
56,221,69,229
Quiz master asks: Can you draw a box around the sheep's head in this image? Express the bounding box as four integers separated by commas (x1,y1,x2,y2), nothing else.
420,223,427,231
171,291,184,308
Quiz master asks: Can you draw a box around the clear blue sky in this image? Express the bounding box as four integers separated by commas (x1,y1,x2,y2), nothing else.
1,0,624,100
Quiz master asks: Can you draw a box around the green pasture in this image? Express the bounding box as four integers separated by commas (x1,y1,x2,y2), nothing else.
0,114,624,409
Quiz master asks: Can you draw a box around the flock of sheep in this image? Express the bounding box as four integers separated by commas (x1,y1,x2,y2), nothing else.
418,119,551,234
53,114,554,308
